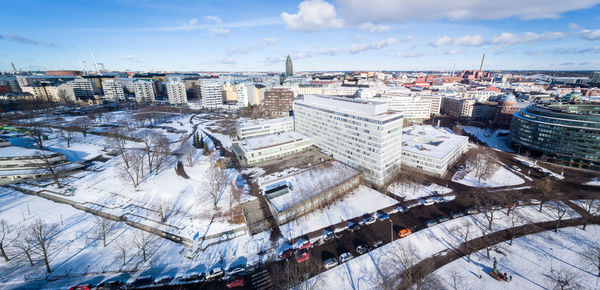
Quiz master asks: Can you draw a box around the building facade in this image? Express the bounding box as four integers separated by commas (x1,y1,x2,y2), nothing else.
134,80,156,103
285,55,293,77
442,97,476,118
264,88,294,117
235,117,294,140
510,103,600,170
231,132,313,166
294,95,404,186
166,82,187,104
102,79,125,101
200,81,223,108
374,95,432,121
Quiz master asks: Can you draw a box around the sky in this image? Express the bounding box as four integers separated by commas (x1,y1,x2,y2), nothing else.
1,0,600,72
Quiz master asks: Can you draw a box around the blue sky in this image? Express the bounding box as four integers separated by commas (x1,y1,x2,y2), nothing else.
1,0,599,72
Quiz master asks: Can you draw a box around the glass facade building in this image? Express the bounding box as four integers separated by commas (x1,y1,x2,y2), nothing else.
510,103,600,170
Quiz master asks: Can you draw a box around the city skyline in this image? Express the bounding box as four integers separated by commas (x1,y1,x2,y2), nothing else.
1,0,600,72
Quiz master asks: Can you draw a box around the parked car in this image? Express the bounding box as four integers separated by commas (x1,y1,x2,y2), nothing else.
372,240,384,248
491,205,502,210
425,219,438,227
178,272,205,282
129,276,153,287
434,197,446,204
339,252,354,263
296,250,310,263
226,276,244,288
297,239,312,250
517,200,526,206
154,276,173,285
466,207,479,214
458,166,465,171
323,258,338,269
226,264,246,276
529,199,541,205
422,198,435,206
356,244,370,255
397,229,412,238
206,267,224,280
423,181,432,186
510,165,521,171
347,222,360,232
450,211,465,219
279,248,295,260
69,285,92,290
362,214,377,225
322,230,336,241
376,210,390,221
503,203,517,209
396,205,407,213
95,280,126,290
436,216,449,223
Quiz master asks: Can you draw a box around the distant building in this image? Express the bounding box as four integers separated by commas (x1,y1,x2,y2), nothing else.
45,70,81,76
236,83,250,107
264,88,294,117
200,81,223,108
0,76,21,93
21,83,60,102
421,95,442,115
491,94,528,127
57,79,95,103
591,72,600,84
231,132,313,166
166,82,187,104
221,82,238,105
235,117,294,140
374,95,432,121
442,97,476,119
101,79,125,101
285,55,293,77
134,80,156,103
294,95,404,186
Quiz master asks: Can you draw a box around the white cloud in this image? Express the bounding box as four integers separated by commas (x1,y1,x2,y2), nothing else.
491,31,566,46
350,38,397,54
261,56,287,64
229,38,279,54
438,48,463,55
525,49,545,55
577,28,600,40
203,16,222,24
336,0,600,23
357,22,391,33
0,34,56,47
397,51,423,57
404,35,415,42
208,27,230,35
281,0,344,32
430,36,452,47
453,35,486,46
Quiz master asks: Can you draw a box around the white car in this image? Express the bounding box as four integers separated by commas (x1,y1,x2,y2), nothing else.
362,214,377,225
206,267,224,280
339,252,354,263
324,258,338,269
422,198,435,206
528,199,541,205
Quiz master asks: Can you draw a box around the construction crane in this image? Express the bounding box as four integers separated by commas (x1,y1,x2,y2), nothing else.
10,62,18,73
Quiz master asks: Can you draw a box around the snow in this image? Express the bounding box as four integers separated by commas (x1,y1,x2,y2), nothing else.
237,131,311,152
387,182,453,201
460,126,514,153
402,125,469,160
434,225,600,290
453,163,525,188
584,177,600,186
513,156,565,180
278,185,398,240
0,145,58,158
304,202,581,289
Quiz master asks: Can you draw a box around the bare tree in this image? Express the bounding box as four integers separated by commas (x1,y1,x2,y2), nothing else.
13,227,35,266
28,125,46,150
119,150,144,187
389,242,436,290
156,199,172,222
535,177,553,212
132,231,155,263
0,220,10,262
76,117,94,139
474,192,497,231
270,257,323,289
28,219,60,273
205,159,228,208
137,130,154,173
507,213,528,246
58,128,75,148
548,266,579,290
34,150,64,189
580,199,600,230
114,237,128,266
471,147,496,183
95,217,113,247
582,243,600,277
548,201,568,233
452,221,474,262
448,266,462,290
151,132,170,174
180,139,196,167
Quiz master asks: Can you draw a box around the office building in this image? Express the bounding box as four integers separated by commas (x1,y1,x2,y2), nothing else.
374,95,432,121
166,82,187,104
264,88,294,117
236,117,294,140
231,132,313,166
200,81,223,108
134,80,156,103
102,79,125,101
294,95,404,186
442,97,476,119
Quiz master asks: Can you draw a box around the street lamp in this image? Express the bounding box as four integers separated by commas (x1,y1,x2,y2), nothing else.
389,219,394,242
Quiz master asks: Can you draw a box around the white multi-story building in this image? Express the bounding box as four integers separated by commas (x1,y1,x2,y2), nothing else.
231,132,313,166
21,83,60,101
420,95,442,115
373,95,432,121
134,80,156,103
236,83,250,107
294,95,404,186
200,81,223,108
236,117,294,140
166,82,187,104
400,125,468,176
102,79,125,101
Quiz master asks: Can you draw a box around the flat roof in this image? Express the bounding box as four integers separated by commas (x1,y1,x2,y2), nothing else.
259,161,360,213
402,125,468,160
0,146,59,158
237,117,292,129
297,95,403,120
236,132,310,152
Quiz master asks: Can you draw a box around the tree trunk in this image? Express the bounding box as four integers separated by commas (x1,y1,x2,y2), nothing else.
44,255,51,273
0,243,9,262
142,249,146,262
510,236,514,246
555,221,559,233
25,251,33,266
486,247,490,259
539,202,543,212
583,222,587,231
467,253,471,263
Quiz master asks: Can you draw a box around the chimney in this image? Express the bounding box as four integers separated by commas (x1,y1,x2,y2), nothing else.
479,53,486,71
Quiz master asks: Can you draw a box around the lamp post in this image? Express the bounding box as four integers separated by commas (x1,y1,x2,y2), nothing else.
389,219,394,242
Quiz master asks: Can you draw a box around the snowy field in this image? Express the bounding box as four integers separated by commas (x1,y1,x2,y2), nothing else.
434,225,600,290
387,182,453,201
304,202,580,289
460,126,514,153
453,164,525,188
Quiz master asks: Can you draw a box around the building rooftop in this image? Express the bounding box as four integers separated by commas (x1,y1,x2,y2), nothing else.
237,117,292,129
0,145,59,158
298,95,402,119
402,125,469,160
237,131,310,152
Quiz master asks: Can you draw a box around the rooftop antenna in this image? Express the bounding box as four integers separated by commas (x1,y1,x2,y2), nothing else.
91,53,101,74
479,53,486,71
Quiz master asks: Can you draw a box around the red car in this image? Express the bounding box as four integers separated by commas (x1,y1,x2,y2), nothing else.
226,276,244,288
296,250,310,263
297,239,312,250
69,285,91,290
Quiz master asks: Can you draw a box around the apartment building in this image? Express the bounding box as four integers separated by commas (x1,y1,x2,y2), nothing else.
21,83,60,101
442,97,476,118
374,95,432,121
264,88,294,117
420,95,442,115
102,79,125,101
235,117,294,140
134,80,156,103
294,95,404,186
166,82,187,104
200,81,223,108
231,132,313,166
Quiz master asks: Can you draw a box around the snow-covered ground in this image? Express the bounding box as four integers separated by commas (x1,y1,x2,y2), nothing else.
513,156,565,180
584,177,600,186
434,225,600,289
453,163,525,188
387,182,453,201
304,202,580,289
460,126,514,153
278,186,398,240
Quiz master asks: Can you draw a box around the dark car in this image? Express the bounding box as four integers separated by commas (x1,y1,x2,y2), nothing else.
425,219,438,227
179,272,205,282
347,222,360,232
279,248,295,260
450,211,465,219
130,276,153,287
376,210,390,221
356,244,370,255
436,216,449,223
396,205,407,213
322,230,336,241
95,280,126,290
154,276,173,285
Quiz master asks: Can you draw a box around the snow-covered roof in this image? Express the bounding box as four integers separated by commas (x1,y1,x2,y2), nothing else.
402,125,468,160
237,117,292,128
237,132,310,152
0,146,59,158
298,95,402,119
259,161,360,213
